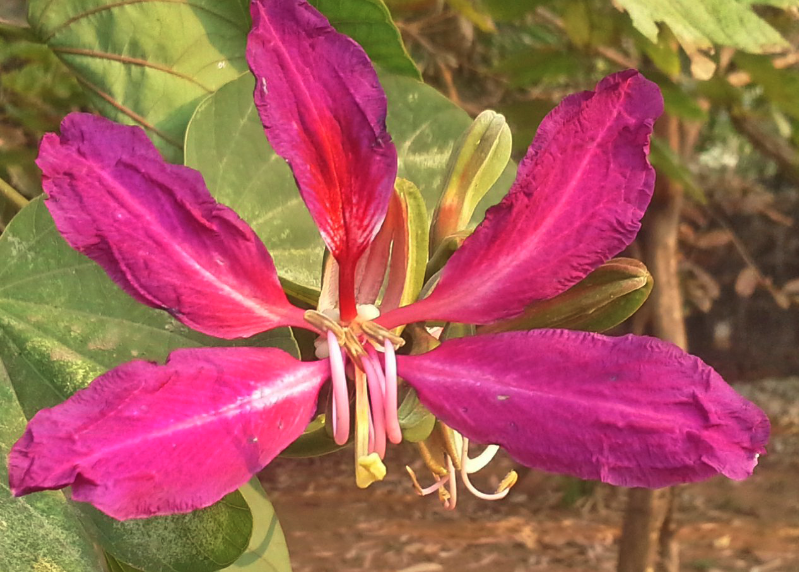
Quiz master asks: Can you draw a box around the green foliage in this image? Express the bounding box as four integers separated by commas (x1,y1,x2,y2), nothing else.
77,496,252,572
27,0,252,162
222,479,292,572
0,362,104,572
616,0,797,78
310,0,420,78
0,28,86,221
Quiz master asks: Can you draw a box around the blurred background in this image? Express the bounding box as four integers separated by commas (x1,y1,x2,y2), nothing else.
1,0,797,571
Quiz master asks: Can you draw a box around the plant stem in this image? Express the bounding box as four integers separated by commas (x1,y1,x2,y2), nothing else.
0,177,29,211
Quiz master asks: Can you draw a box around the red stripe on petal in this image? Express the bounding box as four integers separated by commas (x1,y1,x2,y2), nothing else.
380,71,662,329
38,113,305,338
247,0,397,286
9,348,329,519
397,330,769,488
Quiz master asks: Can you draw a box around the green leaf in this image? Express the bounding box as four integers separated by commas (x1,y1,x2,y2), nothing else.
735,52,799,121
28,0,417,163
615,0,796,78
0,198,299,572
562,0,591,49
77,494,252,572
185,72,512,292
28,0,251,162
309,0,420,79
99,480,291,572
494,48,583,88
649,137,707,204
105,552,139,572
0,361,104,572
221,479,292,572
443,0,497,33
281,415,343,458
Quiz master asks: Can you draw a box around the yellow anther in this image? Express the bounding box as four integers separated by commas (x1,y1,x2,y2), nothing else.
496,470,519,494
361,320,406,348
303,310,346,343
356,453,386,488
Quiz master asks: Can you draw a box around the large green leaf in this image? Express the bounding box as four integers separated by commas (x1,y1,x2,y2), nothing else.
28,0,417,163
221,479,292,572
0,198,299,572
616,0,796,78
77,494,252,572
0,362,104,572
185,72,513,291
100,480,292,572
28,0,252,162
309,0,420,79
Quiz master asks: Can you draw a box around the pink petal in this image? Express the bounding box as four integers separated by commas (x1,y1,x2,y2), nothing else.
247,0,397,288
37,113,306,339
380,71,663,329
397,330,769,488
9,348,329,520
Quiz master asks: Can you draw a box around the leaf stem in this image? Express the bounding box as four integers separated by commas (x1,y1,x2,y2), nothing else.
0,177,30,211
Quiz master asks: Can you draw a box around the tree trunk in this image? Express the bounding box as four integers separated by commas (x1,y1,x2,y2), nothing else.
617,116,685,572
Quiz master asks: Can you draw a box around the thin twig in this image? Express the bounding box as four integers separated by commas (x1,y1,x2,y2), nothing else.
0,177,29,211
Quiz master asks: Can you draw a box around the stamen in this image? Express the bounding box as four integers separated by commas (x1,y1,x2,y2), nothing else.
327,330,349,446
383,340,402,444
443,456,458,510
304,310,345,342
459,437,515,501
406,466,450,496
365,346,386,392
362,357,386,458
464,444,500,474
343,328,367,368
361,320,405,348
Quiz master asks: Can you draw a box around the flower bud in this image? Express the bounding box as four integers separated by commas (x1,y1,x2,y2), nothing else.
429,110,511,254
480,258,653,334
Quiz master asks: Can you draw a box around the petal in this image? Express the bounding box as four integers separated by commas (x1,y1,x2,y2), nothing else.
397,330,769,488
380,71,663,329
9,348,329,519
247,0,397,274
37,113,306,339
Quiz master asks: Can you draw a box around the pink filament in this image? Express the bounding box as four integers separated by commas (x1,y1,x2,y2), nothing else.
362,357,386,458
420,475,450,496
327,330,349,445
383,340,402,444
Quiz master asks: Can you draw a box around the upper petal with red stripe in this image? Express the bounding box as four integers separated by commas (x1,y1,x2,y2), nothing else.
9,347,330,520
247,0,397,277
397,330,769,488
37,113,306,339
380,71,663,329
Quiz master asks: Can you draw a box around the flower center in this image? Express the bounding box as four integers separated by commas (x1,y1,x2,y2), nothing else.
305,307,404,488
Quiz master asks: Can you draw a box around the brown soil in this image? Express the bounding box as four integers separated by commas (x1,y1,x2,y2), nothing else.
260,378,799,572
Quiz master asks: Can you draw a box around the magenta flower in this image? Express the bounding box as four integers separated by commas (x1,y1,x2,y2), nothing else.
9,0,768,520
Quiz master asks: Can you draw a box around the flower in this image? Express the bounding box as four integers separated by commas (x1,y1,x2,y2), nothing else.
9,0,768,520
